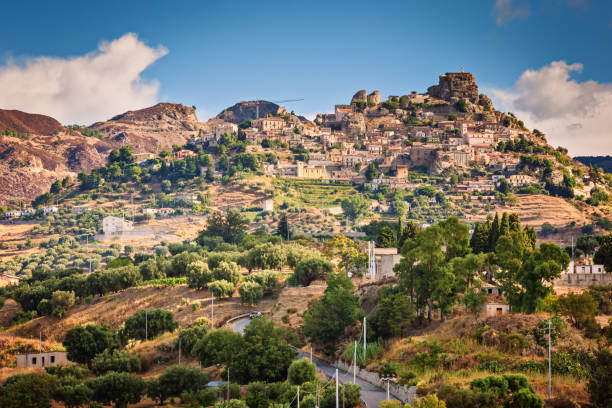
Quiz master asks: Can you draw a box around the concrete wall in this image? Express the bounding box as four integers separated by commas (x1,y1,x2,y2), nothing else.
334,359,416,404
556,273,612,286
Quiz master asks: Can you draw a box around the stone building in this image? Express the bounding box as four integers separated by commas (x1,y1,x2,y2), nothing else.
427,72,480,104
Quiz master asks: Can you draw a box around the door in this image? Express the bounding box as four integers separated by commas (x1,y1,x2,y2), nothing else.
496,308,503,316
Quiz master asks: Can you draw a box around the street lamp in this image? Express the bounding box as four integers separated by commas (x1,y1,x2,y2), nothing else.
381,375,396,400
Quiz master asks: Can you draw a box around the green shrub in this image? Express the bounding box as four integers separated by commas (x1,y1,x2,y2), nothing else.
91,349,141,375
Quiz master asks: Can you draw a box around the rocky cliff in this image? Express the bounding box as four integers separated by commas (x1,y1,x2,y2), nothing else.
215,101,285,124
427,72,480,104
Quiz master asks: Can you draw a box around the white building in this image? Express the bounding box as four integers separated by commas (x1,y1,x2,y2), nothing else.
262,199,274,212
215,124,239,138
102,216,133,235
42,206,59,214
374,248,403,279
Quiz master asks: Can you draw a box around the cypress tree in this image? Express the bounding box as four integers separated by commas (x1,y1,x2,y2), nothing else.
489,213,500,251
500,212,510,236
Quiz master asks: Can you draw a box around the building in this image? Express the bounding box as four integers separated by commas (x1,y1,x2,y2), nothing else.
253,117,285,132
573,264,605,274
16,351,69,368
374,248,403,279
296,162,327,179
71,205,89,214
215,123,239,137
0,273,20,287
102,216,133,235
176,149,197,159
507,174,537,187
143,208,175,216
482,301,510,316
175,194,199,203
262,199,274,212
42,206,59,214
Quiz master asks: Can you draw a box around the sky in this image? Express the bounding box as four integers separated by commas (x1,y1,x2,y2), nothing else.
0,0,611,155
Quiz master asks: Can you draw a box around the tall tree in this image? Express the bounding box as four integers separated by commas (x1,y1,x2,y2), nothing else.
276,213,290,240
376,226,396,248
594,233,612,272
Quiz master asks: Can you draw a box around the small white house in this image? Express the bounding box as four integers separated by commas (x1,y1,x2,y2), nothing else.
262,199,274,212
42,206,59,214
102,216,133,235
482,302,510,316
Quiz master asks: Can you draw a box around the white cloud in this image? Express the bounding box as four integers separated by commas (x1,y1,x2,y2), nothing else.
0,33,167,125
487,61,612,156
493,0,531,26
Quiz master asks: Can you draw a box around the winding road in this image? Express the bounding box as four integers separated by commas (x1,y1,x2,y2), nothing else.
231,318,395,408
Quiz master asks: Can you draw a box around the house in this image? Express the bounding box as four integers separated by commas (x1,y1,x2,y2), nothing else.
482,301,510,316
71,205,89,214
143,208,175,216
0,273,20,287
253,117,285,132
262,199,274,212
508,174,537,187
42,206,59,214
16,351,69,368
296,162,327,179
176,150,197,159
573,264,605,274
175,194,199,203
374,248,403,279
102,216,133,235
4,210,22,218
215,123,239,137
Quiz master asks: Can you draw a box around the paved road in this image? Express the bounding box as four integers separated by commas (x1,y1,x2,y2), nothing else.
231,318,393,408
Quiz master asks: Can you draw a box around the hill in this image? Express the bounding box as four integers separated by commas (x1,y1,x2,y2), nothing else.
215,100,285,123
575,155,612,173
0,109,63,136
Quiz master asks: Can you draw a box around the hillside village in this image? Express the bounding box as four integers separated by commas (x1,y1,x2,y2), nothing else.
1,71,612,408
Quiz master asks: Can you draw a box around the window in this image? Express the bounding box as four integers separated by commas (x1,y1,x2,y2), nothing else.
488,288,493,294
50,355,55,363
31,357,37,365
41,356,45,366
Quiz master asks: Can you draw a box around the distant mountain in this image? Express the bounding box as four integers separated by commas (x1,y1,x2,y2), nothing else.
574,156,612,173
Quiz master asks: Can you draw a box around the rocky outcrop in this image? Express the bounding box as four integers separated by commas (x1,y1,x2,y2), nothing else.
478,94,493,110
0,109,63,136
215,101,284,124
108,103,198,131
367,91,381,105
427,72,479,104
90,102,200,152
351,90,367,104
342,112,366,136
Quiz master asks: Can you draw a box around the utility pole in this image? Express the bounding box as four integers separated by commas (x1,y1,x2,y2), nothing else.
145,310,148,341
178,338,181,365
297,386,300,408
548,319,552,399
335,369,339,408
211,295,214,328
353,340,357,384
310,345,312,363
227,367,230,400
363,317,367,358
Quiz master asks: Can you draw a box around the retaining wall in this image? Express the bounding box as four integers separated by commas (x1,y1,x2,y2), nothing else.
334,359,416,404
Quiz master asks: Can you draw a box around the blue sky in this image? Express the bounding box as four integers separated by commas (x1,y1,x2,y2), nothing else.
0,0,611,154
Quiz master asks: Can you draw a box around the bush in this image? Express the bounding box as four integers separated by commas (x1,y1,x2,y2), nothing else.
91,349,141,375
500,333,529,354
0,372,58,408
244,271,280,295
534,316,566,347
